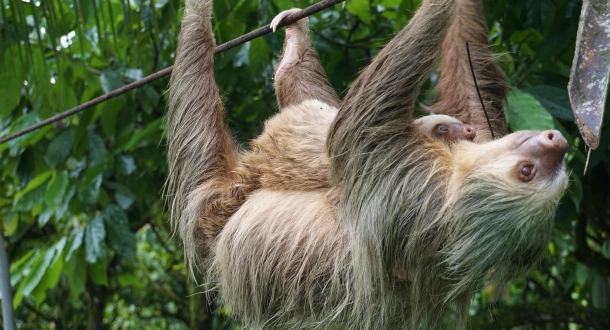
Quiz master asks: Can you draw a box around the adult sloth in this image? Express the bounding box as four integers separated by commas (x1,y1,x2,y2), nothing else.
166,0,569,328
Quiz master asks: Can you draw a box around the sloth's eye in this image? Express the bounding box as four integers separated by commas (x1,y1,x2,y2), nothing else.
518,163,536,182
436,125,449,134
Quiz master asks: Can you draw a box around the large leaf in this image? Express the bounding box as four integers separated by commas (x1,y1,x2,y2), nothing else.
44,170,69,208
524,85,574,122
346,0,371,25
0,46,25,119
13,247,55,308
102,204,136,260
85,216,106,263
46,128,76,168
506,89,555,131
30,238,67,307
86,131,107,165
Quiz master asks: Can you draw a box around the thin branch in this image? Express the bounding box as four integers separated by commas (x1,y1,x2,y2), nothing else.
0,0,346,145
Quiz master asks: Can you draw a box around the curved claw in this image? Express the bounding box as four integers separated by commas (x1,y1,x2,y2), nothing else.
270,8,302,33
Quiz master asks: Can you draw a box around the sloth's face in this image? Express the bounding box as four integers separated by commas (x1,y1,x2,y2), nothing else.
450,129,569,200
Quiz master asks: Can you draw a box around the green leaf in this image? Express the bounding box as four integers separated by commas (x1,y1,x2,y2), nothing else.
602,240,610,259
46,128,76,168
506,89,554,131
5,213,19,236
9,250,38,286
14,248,55,308
115,154,136,175
79,163,105,204
14,185,46,212
115,184,136,209
85,216,106,263
346,0,371,25
592,275,610,309
233,42,250,68
31,238,67,306
102,204,136,260
120,118,162,151
87,258,109,286
87,131,107,165
0,46,25,119
37,207,53,227
15,170,53,201
575,262,592,286
45,170,69,208
99,70,124,94
63,249,87,298
100,98,126,137
66,229,85,261
526,0,555,33
523,86,574,121
248,38,271,75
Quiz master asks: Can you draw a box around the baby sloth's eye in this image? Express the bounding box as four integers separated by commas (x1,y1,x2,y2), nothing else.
518,163,536,182
436,124,449,134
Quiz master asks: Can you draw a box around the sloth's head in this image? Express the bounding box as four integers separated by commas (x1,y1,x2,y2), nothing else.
438,130,569,299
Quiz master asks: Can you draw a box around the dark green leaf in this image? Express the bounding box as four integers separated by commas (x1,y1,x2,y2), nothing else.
524,86,574,121
85,216,106,263
102,204,135,260
115,154,136,175
87,131,107,165
87,258,109,286
592,275,610,309
46,128,75,168
0,46,25,119
45,170,69,208
99,70,123,94
120,118,162,151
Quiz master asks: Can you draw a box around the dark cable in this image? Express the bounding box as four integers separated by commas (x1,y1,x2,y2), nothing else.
465,40,495,139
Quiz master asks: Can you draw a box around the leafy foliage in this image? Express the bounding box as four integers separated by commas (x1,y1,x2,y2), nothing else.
0,0,609,329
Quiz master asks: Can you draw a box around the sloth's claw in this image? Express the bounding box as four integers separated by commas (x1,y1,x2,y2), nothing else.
270,8,302,33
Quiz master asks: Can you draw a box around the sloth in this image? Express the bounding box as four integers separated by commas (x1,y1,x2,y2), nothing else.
165,0,569,329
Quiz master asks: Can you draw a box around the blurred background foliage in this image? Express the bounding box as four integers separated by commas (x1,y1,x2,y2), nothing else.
0,0,609,329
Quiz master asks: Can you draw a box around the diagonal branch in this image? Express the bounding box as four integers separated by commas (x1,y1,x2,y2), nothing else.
0,0,346,145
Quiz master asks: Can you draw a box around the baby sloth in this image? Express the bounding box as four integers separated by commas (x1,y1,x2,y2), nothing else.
414,114,476,142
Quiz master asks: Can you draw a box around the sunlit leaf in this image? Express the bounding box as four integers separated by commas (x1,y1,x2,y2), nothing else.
506,89,555,131
346,0,371,25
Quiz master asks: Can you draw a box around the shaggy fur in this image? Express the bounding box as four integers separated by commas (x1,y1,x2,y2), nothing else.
428,0,508,141
166,0,569,329
273,9,340,109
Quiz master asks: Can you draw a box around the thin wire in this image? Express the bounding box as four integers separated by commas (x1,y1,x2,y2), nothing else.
0,0,346,145
465,40,495,139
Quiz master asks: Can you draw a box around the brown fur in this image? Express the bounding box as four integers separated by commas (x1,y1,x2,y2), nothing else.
166,0,569,329
428,0,508,141
273,10,340,109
